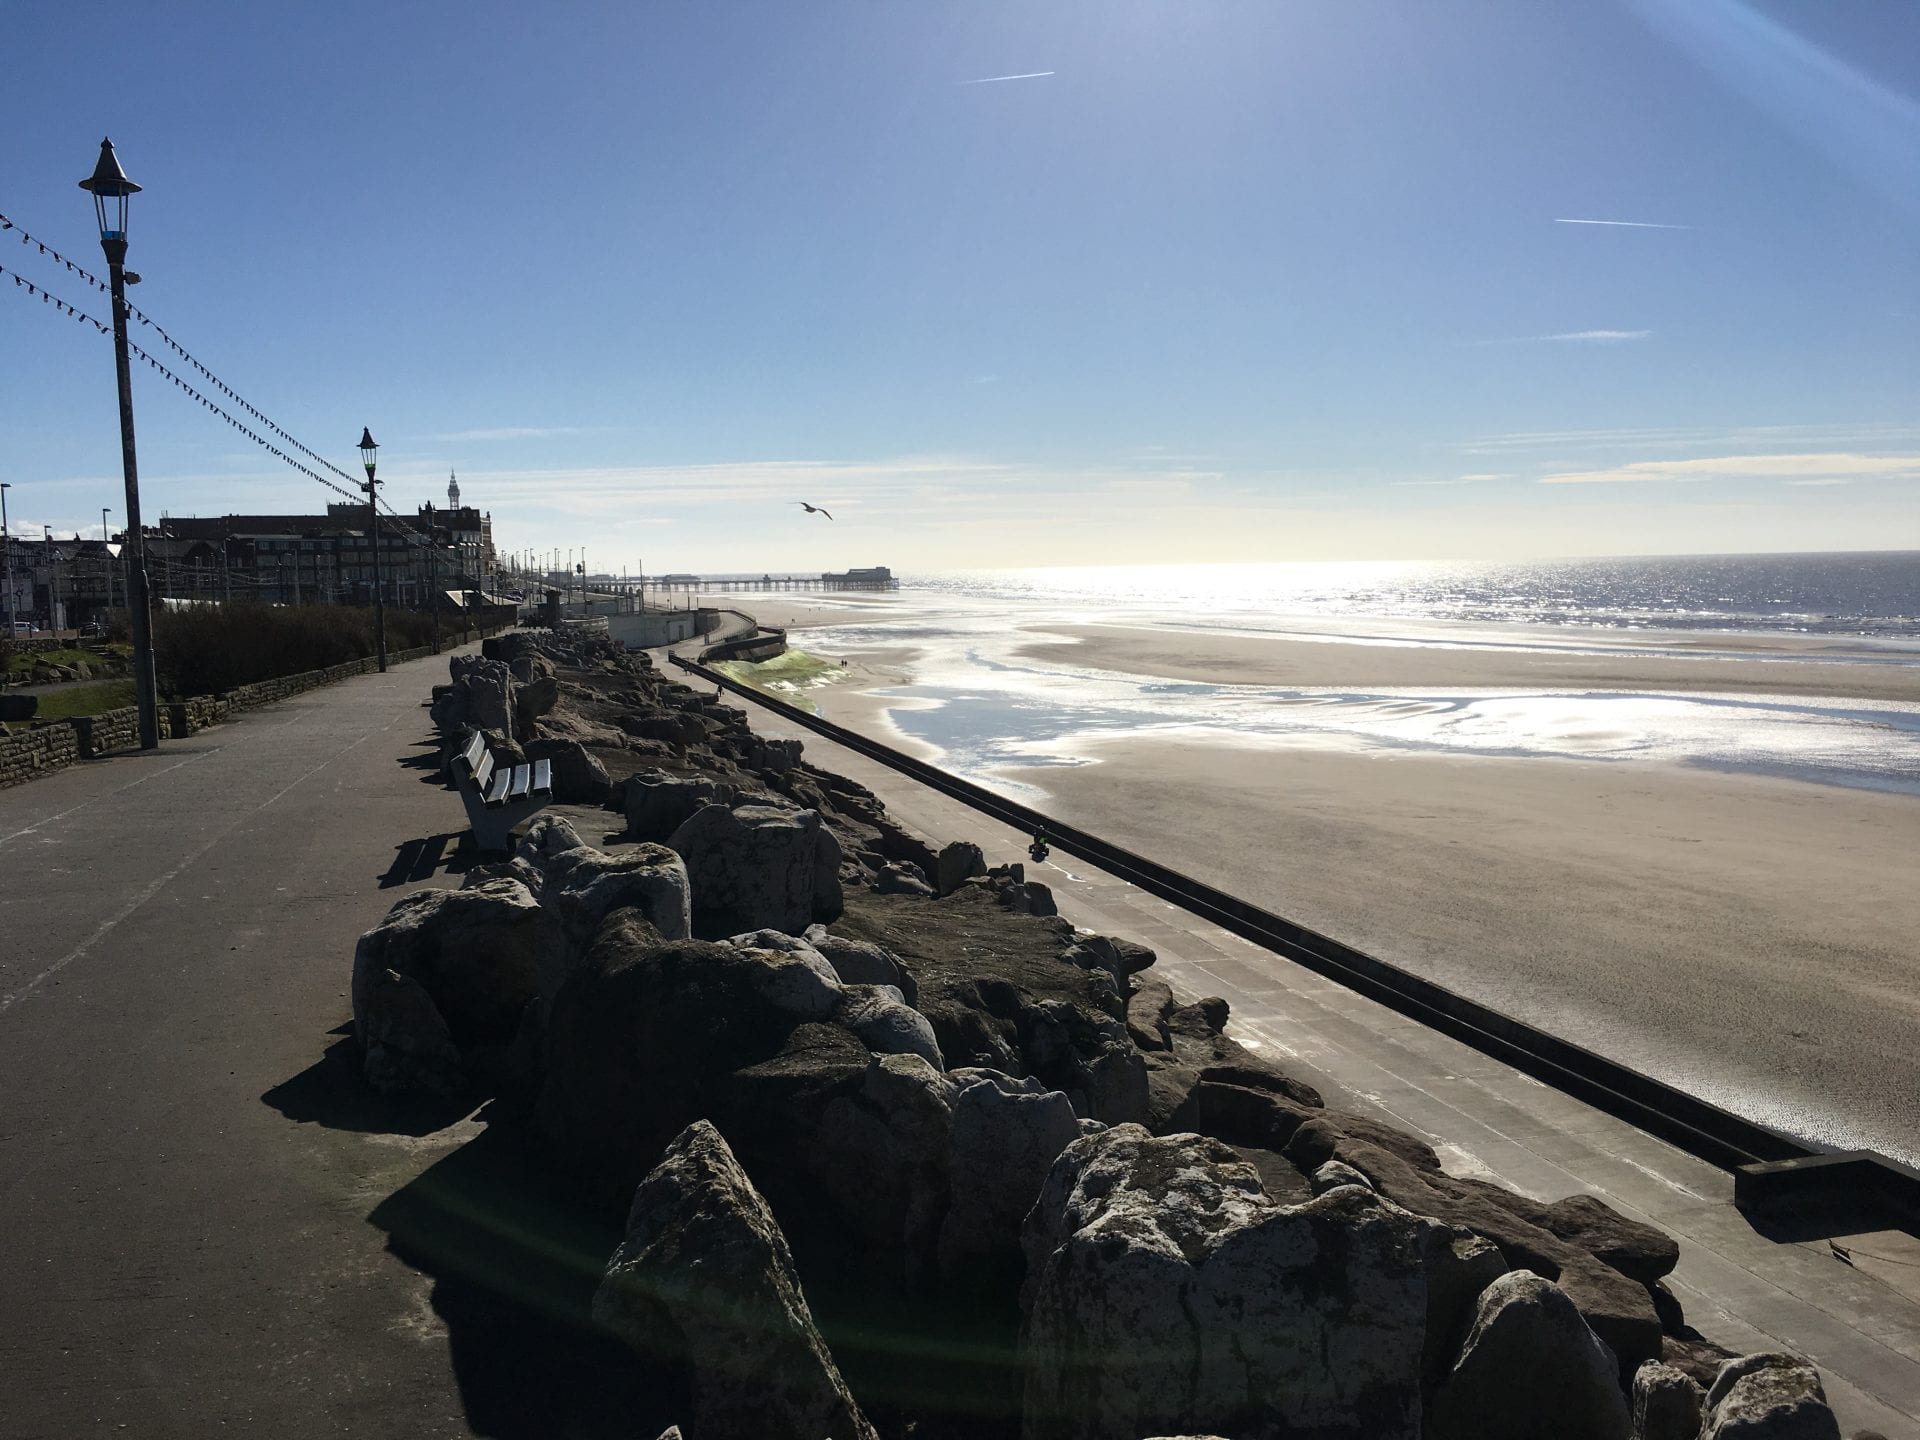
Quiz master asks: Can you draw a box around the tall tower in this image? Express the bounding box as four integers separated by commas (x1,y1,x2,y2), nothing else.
447,470,461,510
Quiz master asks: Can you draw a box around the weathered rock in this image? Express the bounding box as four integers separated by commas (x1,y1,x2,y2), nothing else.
1427,1270,1629,1440
1329,1137,1663,1369
593,1121,878,1440
1313,1160,1375,1195
624,768,735,842
836,983,943,1068
351,878,562,1058
1145,996,1326,1133
1634,1360,1708,1440
1125,977,1174,1050
873,861,935,897
1701,1354,1840,1440
537,919,845,1200
358,967,464,1096
513,672,560,731
1061,933,1157,995
1534,1193,1682,1287
934,840,987,897
1021,1125,1429,1440
533,839,691,966
669,803,836,938
507,651,556,685
937,1069,1083,1283
803,928,919,1008
1418,1223,1509,1402
811,821,844,924
430,654,515,735
999,880,1057,916
810,1054,956,1286
522,736,612,805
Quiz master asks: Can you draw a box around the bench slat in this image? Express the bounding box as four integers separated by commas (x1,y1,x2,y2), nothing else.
458,730,487,775
507,763,531,801
483,766,513,808
529,758,553,797
470,749,496,796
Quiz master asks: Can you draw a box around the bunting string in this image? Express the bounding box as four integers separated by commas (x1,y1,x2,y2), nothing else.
5,209,457,562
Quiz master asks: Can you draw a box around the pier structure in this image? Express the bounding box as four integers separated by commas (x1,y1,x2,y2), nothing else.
597,566,898,598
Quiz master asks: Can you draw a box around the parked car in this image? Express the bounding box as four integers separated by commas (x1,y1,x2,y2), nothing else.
9,620,35,636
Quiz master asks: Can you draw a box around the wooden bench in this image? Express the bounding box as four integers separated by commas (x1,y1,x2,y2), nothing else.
449,730,554,852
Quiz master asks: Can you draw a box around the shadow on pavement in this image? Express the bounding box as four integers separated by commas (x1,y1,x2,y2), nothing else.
261,1034,474,1137
367,1123,682,1439
381,833,479,889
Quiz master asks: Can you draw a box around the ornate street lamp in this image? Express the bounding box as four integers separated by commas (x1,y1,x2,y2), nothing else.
359,427,387,672
79,139,159,748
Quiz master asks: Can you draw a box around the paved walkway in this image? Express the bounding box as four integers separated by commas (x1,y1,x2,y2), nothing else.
718,676,1920,1438
0,652,496,1439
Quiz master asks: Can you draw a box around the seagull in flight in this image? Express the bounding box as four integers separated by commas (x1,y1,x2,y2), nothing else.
794,501,834,520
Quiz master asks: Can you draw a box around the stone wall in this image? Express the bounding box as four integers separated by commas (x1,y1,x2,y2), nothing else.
0,641,439,790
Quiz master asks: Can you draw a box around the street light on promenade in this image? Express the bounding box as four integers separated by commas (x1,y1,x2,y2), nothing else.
1,482,14,639
359,428,387,673
79,138,159,749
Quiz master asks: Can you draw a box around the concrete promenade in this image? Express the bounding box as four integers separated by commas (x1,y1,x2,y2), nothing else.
717,672,1920,1438
0,651,505,1438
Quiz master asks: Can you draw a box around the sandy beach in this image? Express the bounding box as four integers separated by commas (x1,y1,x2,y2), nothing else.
1018,622,1920,702
709,592,1920,1160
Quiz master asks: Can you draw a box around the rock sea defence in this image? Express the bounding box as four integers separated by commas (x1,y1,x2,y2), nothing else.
354,627,1851,1440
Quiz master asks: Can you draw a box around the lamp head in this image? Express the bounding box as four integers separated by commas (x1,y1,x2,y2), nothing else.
358,428,379,480
79,138,140,253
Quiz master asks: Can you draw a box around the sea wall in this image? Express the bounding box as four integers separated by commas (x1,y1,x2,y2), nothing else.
0,641,439,790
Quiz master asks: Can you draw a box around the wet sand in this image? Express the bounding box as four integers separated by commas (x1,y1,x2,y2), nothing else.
1017,623,1920,702
1028,736,1920,1163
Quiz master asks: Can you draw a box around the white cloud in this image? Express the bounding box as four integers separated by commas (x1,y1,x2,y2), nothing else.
1539,452,1920,485
1474,329,1650,346
1392,473,1509,487
959,70,1055,85
1553,218,1692,230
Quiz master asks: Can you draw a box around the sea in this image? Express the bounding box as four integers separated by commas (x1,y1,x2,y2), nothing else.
776,551,1920,799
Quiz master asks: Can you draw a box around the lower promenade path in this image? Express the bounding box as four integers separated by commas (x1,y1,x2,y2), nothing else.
0,651,496,1438
717,669,1920,1439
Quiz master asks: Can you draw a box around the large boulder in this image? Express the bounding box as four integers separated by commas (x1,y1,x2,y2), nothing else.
1701,1354,1840,1439
523,736,612,805
594,1121,878,1440
1633,1361,1707,1440
513,672,560,732
625,768,736,842
351,878,562,1078
937,1069,1082,1283
669,803,837,938
836,984,942,1068
537,918,844,1201
1060,933,1157,995
803,928,919,1008
430,654,514,735
934,840,987,897
1020,1125,1429,1440
356,967,464,1096
1426,1270,1629,1440
532,840,692,964
1322,1136,1664,1369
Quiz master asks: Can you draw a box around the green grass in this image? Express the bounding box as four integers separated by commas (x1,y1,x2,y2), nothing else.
22,680,137,721
714,648,848,713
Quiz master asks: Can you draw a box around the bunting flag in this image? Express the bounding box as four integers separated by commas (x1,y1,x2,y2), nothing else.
3,207,450,561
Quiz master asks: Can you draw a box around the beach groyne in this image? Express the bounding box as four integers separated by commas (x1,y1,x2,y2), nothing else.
339,626,1856,1438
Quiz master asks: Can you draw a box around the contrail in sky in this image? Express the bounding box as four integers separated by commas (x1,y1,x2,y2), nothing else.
960,70,1056,84
1554,217,1693,229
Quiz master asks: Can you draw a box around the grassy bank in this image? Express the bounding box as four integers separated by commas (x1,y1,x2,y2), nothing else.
154,602,436,698
25,680,138,722
713,648,849,713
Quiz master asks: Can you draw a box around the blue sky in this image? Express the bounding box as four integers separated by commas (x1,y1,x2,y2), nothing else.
3,0,1917,572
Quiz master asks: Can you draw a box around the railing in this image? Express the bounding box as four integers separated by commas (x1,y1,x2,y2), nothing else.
670,650,1920,1212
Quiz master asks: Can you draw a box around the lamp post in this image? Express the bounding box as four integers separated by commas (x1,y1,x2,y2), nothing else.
80,138,159,748
424,501,441,655
359,428,387,672
1,482,13,640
